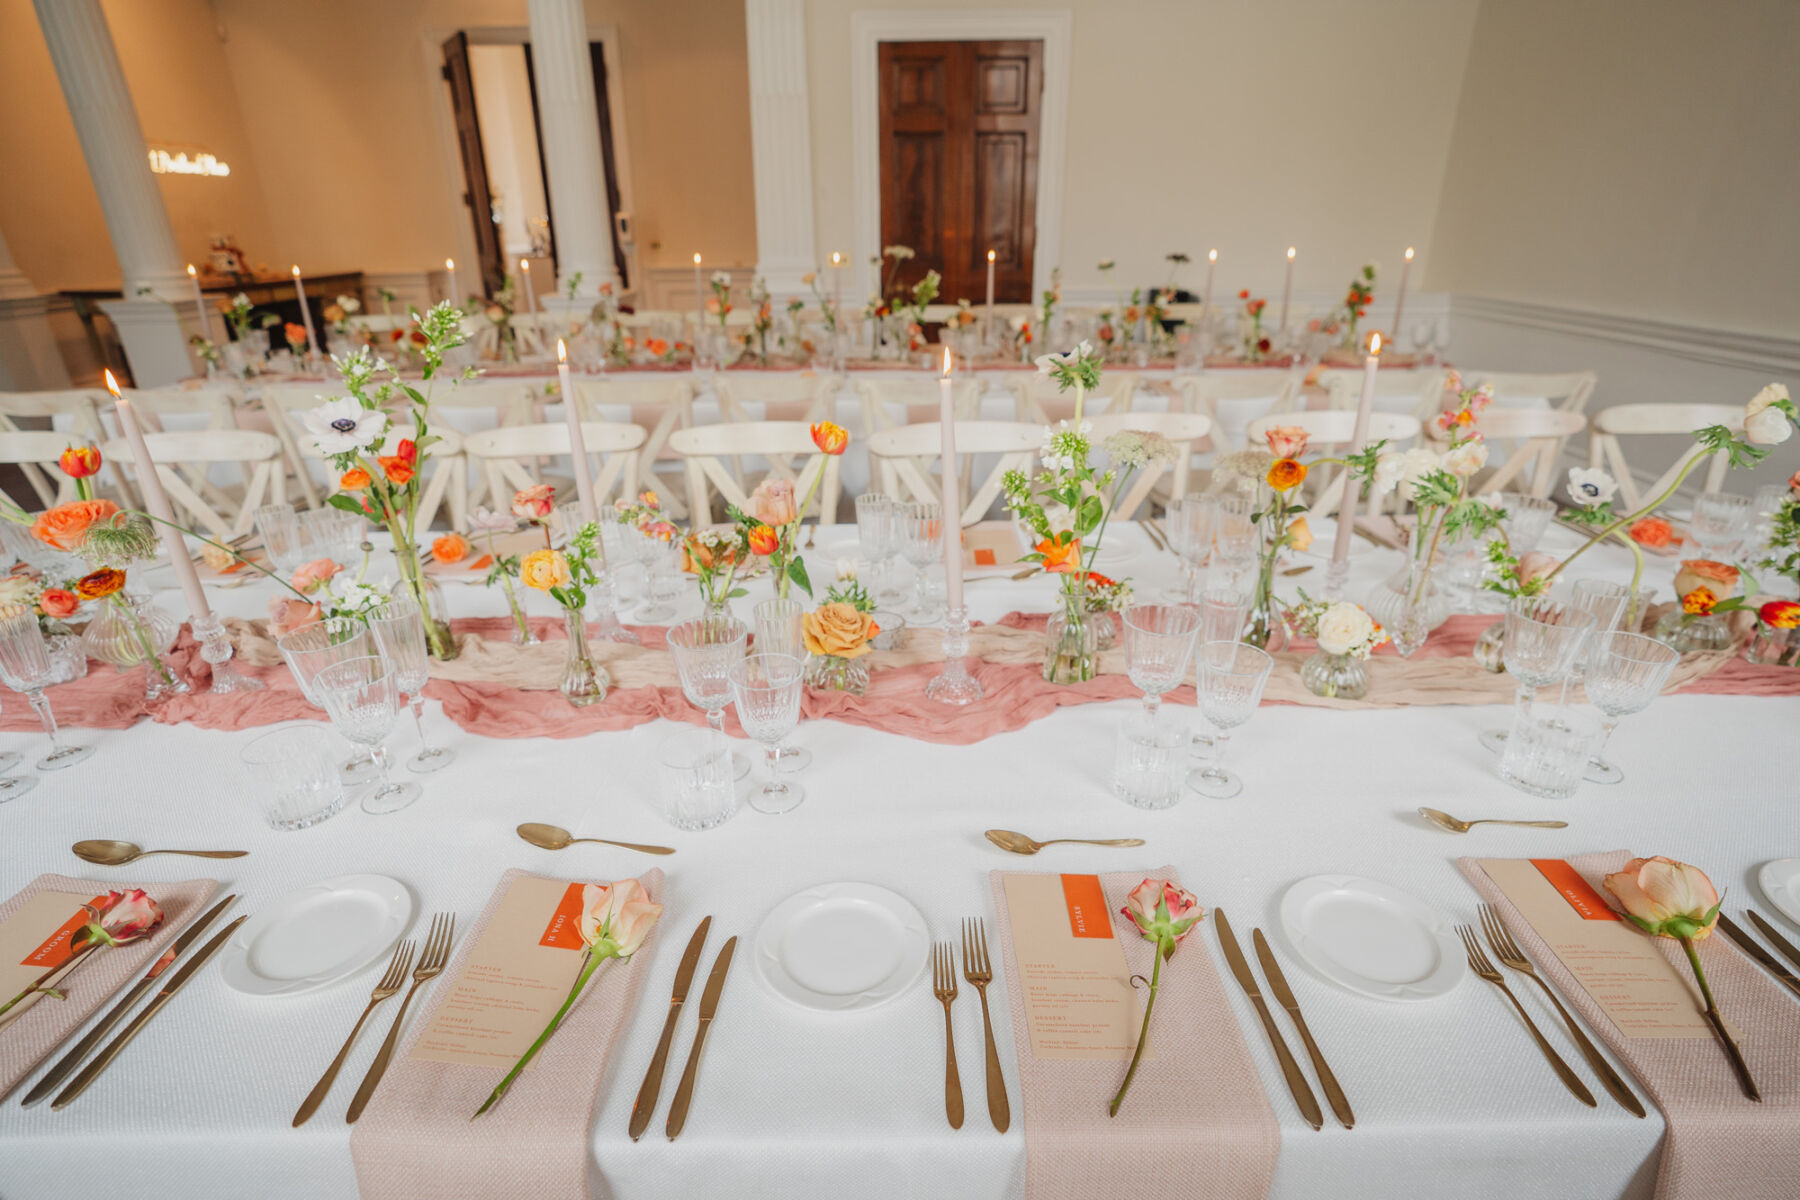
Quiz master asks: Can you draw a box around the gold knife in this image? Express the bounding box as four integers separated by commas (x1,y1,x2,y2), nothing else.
1215,910,1322,1130
1141,519,1169,551
1745,911,1800,976
20,894,237,1108
629,916,711,1140
665,935,736,1141
1717,914,1800,1001
1252,928,1353,1130
51,915,247,1110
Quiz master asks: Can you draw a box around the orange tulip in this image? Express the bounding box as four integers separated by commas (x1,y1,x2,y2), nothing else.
747,525,779,556
58,444,102,479
1759,599,1800,629
810,421,849,456
1266,458,1308,492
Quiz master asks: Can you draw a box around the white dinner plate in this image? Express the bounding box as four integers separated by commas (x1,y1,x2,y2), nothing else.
1757,860,1800,928
1278,874,1464,1002
220,874,413,997
1092,539,1140,568
1293,516,1376,561
753,881,929,1012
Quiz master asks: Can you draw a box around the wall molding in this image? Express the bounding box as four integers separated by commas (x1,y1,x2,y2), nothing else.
1451,294,1800,377
849,8,1073,305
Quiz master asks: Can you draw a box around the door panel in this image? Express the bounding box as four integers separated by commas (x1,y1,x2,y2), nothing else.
441,32,504,298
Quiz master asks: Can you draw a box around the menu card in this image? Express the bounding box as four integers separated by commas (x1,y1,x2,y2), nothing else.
963,521,1027,577
409,876,599,1069
0,891,95,1029
1479,858,1714,1039
999,873,1147,1061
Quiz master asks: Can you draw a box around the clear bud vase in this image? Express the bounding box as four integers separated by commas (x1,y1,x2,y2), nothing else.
589,571,639,644
192,612,265,694
1043,590,1098,685
559,606,609,707
927,605,983,704
804,653,871,696
1300,651,1370,700
82,592,188,702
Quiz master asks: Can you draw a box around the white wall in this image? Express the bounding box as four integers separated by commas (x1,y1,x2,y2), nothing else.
469,43,549,261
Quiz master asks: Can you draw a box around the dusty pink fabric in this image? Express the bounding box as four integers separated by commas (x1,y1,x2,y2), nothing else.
988,867,1280,1200
1460,853,1800,1200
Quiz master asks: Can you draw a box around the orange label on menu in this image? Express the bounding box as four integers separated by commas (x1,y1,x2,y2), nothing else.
1532,859,1620,921
974,548,997,566
21,907,89,969
537,882,593,949
1060,874,1115,940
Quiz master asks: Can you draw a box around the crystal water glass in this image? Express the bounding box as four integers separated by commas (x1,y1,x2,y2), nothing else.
1564,578,1628,686
1166,494,1219,603
855,493,899,600
638,535,685,622
1199,580,1251,645
1689,491,1752,557
313,654,420,815
656,726,739,831
255,503,306,574
1186,641,1273,799
0,605,90,778
751,597,811,773
1123,604,1201,718
1497,703,1601,800
1752,483,1788,549
729,653,806,815
1496,493,1557,554
899,502,945,622
1479,598,1596,752
1214,495,1257,585
668,615,751,779
367,596,455,774
1582,631,1680,784
238,725,349,830
298,506,365,565
277,616,374,706
1113,707,1189,810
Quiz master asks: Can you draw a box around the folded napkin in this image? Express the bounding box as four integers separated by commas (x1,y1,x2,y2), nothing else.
0,873,219,1101
1460,853,1800,1200
349,867,663,1200
989,867,1279,1200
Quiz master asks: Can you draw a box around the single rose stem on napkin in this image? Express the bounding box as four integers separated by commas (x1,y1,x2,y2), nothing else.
1679,933,1761,1102
1109,950,1160,1117
473,945,608,1119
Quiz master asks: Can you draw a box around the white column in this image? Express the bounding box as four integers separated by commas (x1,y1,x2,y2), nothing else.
745,0,817,298
527,0,620,309
33,0,194,386
0,227,71,391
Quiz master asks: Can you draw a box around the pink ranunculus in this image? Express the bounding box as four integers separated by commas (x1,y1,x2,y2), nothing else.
1602,856,1721,941
512,484,557,521
1120,878,1204,956
80,888,164,947
268,594,322,637
289,557,342,596
1516,551,1559,588
749,477,798,527
578,878,662,957
1263,424,1309,459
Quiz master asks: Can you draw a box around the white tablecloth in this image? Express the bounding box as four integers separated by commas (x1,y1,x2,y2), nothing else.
0,525,1791,1200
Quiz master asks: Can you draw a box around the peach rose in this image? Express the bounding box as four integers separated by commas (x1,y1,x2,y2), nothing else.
802,602,879,659
512,484,557,521
749,478,798,527
267,595,322,636
289,558,342,596
1286,516,1312,552
578,878,661,957
1603,856,1721,941
1516,551,1559,589
32,498,121,552
431,533,469,564
1674,559,1740,604
38,588,79,619
1263,425,1309,459
519,548,571,591
1119,879,1204,951
1628,516,1674,548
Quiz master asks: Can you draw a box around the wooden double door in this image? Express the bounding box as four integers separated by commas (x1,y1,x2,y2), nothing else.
878,40,1043,305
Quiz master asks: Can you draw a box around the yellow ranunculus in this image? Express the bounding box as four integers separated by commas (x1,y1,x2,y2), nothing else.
519,548,571,592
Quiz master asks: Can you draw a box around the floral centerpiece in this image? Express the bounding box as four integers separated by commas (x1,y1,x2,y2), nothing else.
1036,268,1062,353
301,303,472,660
734,422,850,600
802,578,880,694
805,270,840,340
1109,879,1204,1116
0,889,163,1024
474,879,660,1117
1287,594,1386,699
680,525,750,613
1336,263,1377,349
513,485,610,706
466,507,536,645
1237,290,1271,362
745,276,774,363
1745,462,1800,664
1003,343,1171,683
477,276,520,363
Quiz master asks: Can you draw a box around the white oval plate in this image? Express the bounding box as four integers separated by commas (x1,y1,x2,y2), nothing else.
753,882,929,1012
1092,540,1140,568
220,874,413,997
1279,874,1464,1002
1757,860,1800,928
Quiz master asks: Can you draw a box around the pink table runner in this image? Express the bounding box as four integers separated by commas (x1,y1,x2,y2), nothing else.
988,867,1279,1200
349,867,663,1200
1460,853,1800,1200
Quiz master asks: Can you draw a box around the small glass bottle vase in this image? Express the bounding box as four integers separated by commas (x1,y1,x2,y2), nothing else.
1043,591,1098,685
1651,610,1733,654
803,653,870,696
1300,651,1370,700
559,607,610,707
80,593,186,700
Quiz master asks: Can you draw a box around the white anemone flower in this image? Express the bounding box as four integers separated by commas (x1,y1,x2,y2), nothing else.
300,396,388,457
1566,467,1618,508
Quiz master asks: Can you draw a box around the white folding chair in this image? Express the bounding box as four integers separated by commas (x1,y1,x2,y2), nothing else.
1087,411,1215,519
715,374,833,424
667,421,841,528
461,421,647,520
865,421,1041,526
1245,411,1423,519
1318,367,1451,421
1009,372,1140,424
99,429,286,540
854,377,983,435
0,390,113,505
1466,409,1589,498
1464,370,1598,414
1588,403,1744,511
0,431,87,510
569,377,697,519
1170,371,1304,451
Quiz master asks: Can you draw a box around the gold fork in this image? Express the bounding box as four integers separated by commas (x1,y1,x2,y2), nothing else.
1457,924,1596,1107
293,939,415,1126
1481,905,1645,1117
932,942,963,1129
346,913,457,1123
962,918,1010,1132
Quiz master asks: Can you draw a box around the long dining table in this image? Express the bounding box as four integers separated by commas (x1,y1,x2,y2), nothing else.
0,520,1793,1200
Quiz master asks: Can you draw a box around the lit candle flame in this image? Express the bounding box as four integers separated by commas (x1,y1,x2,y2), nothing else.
557,338,568,364
1370,332,1382,355
104,368,122,398
693,253,702,266
291,264,301,277
519,258,529,271
942,347,953,376
186,263,197,277
445,258,455,271
1286,247,1296,261
1405,247,1415,261
987,249,996,263
831,252,841,265
1208,249,1217,262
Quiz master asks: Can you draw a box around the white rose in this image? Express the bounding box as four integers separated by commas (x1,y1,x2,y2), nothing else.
1315,603,1374,657
1443,441,1489,477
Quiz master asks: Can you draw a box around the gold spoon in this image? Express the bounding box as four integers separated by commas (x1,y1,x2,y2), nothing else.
516,823,675,856
1416,807,1568,834
72,840,249,866
985,829,1145,855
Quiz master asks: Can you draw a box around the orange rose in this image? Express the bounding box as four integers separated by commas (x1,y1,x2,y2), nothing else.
1759,599,1800,629
284,322,309,349
339,467,371,490
58,444,102,479
1266,458,1307,492
1628,516,1674,548
74,568,125,599
1037,537,1081,574
802,602,879,659
512,484,556,520
38,588,79,619
268,595,322,637
1674,560,1739,607
747,525,779,556
431,533,469,564
33,499,121,552
810,421,849,456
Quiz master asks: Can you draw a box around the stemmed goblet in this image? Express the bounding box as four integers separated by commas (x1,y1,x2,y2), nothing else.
312,654,420,815
277,616,378,783
1114,605,1202,809
1122,605,1202,720
752,597,811,773
1560,579,1628,697
0,604,91,785
899,502,944,623
855,493,899,602
729,653,806,815
1213,495,1257,588
1582,631,1680,784
1165,494,1219,604
367,596,455,774
1478,598,1596,753
1186,641,1274,799
668,615,752,780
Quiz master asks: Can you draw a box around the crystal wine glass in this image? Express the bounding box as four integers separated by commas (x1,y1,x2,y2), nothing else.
0,604,88,780
1213,494,1257,588
668,615,752,780
752,597,811,773
637,534,684,623
729,652,806,815
1562,578,1628,692
899,502,944,622
312,654,420,815
1582,631,1680,784
1689,491,1752,558
1123,604,1201,719
366,596,455,774
1166,494,1219,603
277,616,379,782
1478,598,1596,752
855,493,899,602
254,503,306,575
1186,641,1273,799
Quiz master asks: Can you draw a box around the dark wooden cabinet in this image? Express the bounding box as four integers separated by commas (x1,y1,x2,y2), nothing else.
878,40,1042,305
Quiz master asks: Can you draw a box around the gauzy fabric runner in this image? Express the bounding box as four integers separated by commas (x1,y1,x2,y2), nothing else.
349,868,663,1200
988,867,1279,1200
1459,852,1800,1200
0,873,219,1101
